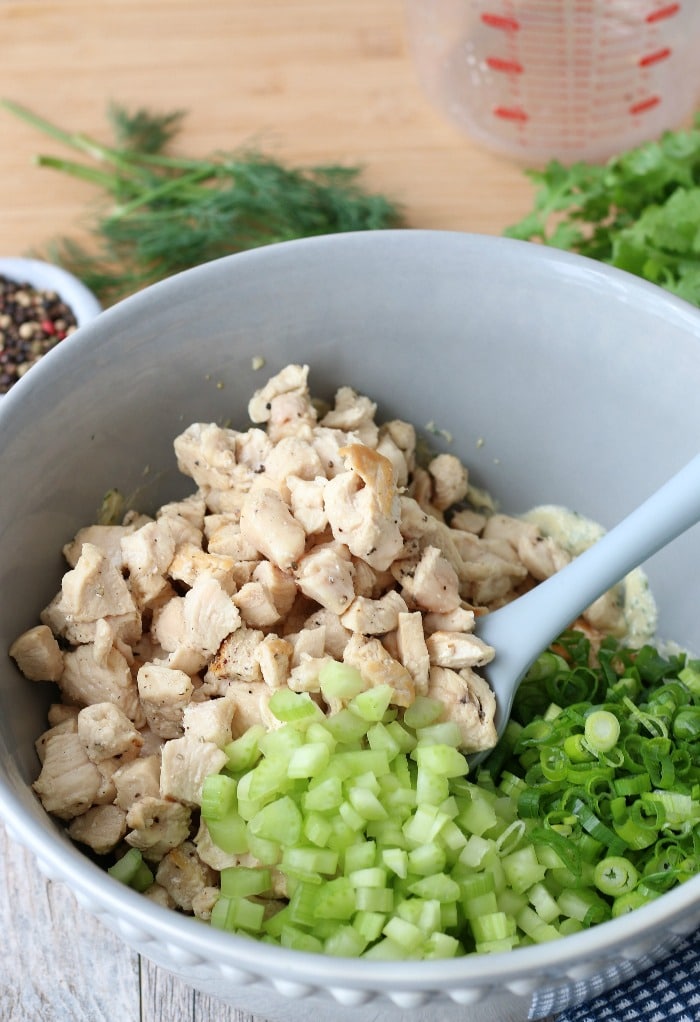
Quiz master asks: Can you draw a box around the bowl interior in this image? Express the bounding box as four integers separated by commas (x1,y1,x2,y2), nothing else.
2,230,700,991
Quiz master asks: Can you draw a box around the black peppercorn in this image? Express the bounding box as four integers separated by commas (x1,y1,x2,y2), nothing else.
0,274,78,394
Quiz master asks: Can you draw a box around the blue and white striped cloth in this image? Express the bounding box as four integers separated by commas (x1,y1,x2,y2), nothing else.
553,928,700,1022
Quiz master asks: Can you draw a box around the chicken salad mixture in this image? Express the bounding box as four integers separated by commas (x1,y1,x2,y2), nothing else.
9,363,654,936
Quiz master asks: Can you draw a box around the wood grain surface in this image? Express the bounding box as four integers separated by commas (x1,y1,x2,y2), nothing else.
0,2,544,1020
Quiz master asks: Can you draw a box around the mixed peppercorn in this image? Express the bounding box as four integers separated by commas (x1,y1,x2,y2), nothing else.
0,273,77,394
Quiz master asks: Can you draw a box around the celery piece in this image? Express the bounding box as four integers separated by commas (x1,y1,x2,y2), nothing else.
403,805,450,846
205,813,249,855
403,696,445,729
362,936,407,960
249,795,302,845
246,758,291,803
319,660,365,700
220,866,272,899
348,786,388,822
408,873,460,903
315,876,356,920
289,881,321,926
287,741,331,779
366,721,402,758
408,843,447,877
382,847,409,879
354,910,387,943
323,924,368,957
323,708,371,744
305,721,337,751
470,911,515,944
246,832,281,865
501,846,547,896
258,724,305,761
456,795,499,837
416,766,450,806
385,719,417,753
413,744,469,778
200,773,238,822
224,725,266,772
348,866,387,889
354,886,394,913
382,916,425,953
415,721,463,749
423,932,461,959
528,882,560,924
282,846,338,876
344,840,377,873
210,895,234,931
303,775,343,812
268,688,323,722
280,925,324,953
303,811,333,848
108,847,151,889
349,684,395,723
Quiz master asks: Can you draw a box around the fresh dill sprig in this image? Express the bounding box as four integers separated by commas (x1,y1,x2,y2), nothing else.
2,100,403,306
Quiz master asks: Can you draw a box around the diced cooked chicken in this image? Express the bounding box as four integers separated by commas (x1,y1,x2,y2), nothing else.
425,630,495,670
239,487,306,571
396,611,430,695
324,445,403,571
191,886,220,921
152,574,241,669
160,736,228,806
136,663,194,739
342,633,415,707
158,492,206,532
204,626,264,691
168,543,236,594
287,475,328,535
204,514,261,558
288,654,331,693
173,422,239,490
252,560,297,619
395,545,462,613
125,796,192,861
143,884,177,909
302,607,352,659
310,425,360,479
450,508,487,534
60,642,143,725
518,533,572,581
9,624,63,682
422,606,477,634
42,543,141,646
428,453,469,512
320,386,379,447
182,690,236,746
121,519,179,608
155,841,218,912
77,702,144,762
376,429,411,489
582,586,627,637
35,717,79,764
47,703,81,727
295,541,355,615
248,363,311,424
32,732,103,820
257,436,324,499
62,522,142,571
340,590,408,635
253,634,293,688
289,625,327,664
225,681,275,737
194,819,247,870
233,581,281,628
427,666,497,753
265,392,317,443
112,755,161,810
67,804,128,855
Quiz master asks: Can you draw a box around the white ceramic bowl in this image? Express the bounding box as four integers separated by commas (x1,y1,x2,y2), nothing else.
1,231,700,1022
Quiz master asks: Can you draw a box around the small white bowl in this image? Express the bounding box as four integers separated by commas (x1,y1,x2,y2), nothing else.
0,257,102,395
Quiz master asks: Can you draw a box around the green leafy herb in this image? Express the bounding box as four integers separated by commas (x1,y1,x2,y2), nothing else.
2,99,402,306
505,116,700,307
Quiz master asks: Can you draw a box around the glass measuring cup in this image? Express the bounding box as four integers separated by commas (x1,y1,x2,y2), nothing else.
404,0,700,163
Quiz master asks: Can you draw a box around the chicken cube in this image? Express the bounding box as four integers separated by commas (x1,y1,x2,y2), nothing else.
136,663,194,739
9,624,63,682
295,541,355,616
427,665,497,753
342,633,415,707
155,841,218,912
112,756,161,810
60,643,143,725
32,732,103,820
125,796,192,861
425,630,495,670
77,702,144,762
340,590,408,635
396,611,430,695
67,804,127,855
160,736,228,807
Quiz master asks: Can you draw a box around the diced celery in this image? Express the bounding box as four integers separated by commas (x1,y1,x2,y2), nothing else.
354,886,394,913
407,843,447,876
280,925,324,953
366,721,402,758
249,795,302,845
408,873,460,903
349,684,395,723
528,882,560,924
108,847,154,892
205,813,249,855
348,786,388,822
348,866,387,889
245,832,281,865
456,794,499,837
339,800,366,832
220,866,271,899
246,758,291,802
470,911,515,944
303,775,343,812
382,847,409,879
403,696,445,729
361,936,407,960
343,840,377,873
403,805,450,845
200,773,238,821
423,932,461,959
415,766,450,806
268,688,324,723
303,811,333,848
318,660,365,700
314,876,356,920
323,925,368,957
354,910,386,943
501,846,547,895
287,741,331,779
415,721,463,749
382,916,425,953
224,725,266,772
323,708,371,744
413,744,469,778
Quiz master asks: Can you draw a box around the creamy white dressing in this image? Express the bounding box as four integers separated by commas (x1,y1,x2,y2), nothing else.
521,503,658,646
